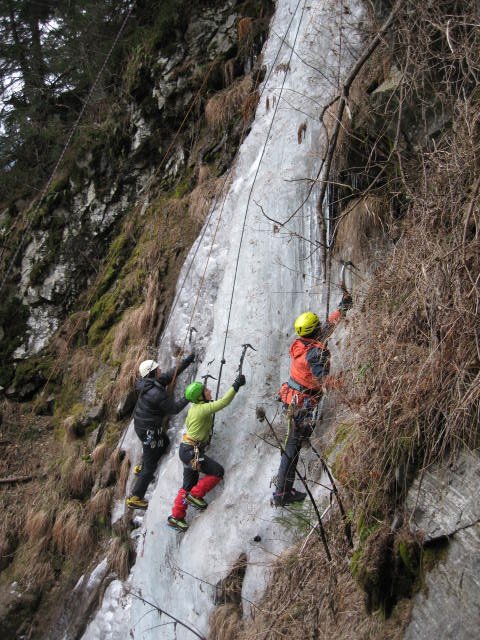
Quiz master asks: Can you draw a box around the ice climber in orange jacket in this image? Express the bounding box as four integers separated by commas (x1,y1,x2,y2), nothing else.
273,289,353,506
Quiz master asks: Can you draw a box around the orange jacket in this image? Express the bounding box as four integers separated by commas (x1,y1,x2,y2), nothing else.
289,309,342,391
289,337,329,390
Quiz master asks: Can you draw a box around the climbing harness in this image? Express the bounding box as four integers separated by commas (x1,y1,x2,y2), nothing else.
182,434,204,471
278,382,321,408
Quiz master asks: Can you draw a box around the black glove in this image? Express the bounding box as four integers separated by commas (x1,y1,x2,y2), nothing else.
232,374,246,392
339,292,353,312
184,352,195,366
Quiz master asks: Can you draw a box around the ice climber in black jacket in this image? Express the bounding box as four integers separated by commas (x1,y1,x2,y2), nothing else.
126,354,195,509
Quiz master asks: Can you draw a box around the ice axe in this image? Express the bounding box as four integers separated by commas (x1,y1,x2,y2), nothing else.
201,373,217,386
237,343,256,376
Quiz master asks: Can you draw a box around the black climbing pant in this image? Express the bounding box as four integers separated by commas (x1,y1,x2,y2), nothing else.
179,442,224,492
131,426,170,499
276,404,316,495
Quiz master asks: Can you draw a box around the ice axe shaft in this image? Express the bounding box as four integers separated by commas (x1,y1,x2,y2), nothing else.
238,343,256,376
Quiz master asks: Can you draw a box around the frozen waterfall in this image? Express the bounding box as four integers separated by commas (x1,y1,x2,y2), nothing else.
83,0,363,637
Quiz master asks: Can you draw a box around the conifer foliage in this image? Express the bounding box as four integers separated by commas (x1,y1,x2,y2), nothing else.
0,0,131,202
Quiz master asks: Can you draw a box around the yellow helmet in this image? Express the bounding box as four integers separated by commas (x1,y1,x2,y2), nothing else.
294,311,320,336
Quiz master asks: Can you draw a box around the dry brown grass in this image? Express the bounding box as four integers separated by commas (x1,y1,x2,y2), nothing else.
205,75,254,131
241,90,259,124
331,0,480,522
0,515,19,571
297,121,307,144
91,442,110,469
28,559,55,587
208,605,242,640
52,501,94,557
111,275,158,360
64,459,95,499
63,416,79,442
51,311,90,360
88,487,113,519
188,174,223,225
333,195,389,265
115,455,131,498
108,448,125,478
339,106,480,519
107,536,132,580
24,508,52,542
52,501,82,554
234,516,409,640
237,17,253,42
68,348,97,384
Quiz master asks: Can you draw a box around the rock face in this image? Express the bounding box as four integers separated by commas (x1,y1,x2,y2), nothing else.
405,451,480,639
7,0,270,372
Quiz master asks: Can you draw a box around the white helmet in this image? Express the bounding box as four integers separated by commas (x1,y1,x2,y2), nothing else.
139,359,159,378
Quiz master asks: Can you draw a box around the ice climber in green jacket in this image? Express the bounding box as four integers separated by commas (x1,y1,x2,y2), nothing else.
167,373,246,532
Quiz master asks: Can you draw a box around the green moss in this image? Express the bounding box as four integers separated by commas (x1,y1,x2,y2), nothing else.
419,538,450,591
350,547,364,577
357,513,382,542
0,294,29,387
54,377,83,428
173,176,192,199
93,233,133,301
356,362,373,380
12,356,56,389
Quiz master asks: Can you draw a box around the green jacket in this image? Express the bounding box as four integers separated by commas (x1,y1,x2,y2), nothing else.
185,387,236,443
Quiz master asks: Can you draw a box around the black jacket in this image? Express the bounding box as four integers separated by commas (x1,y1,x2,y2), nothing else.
133,360,190,432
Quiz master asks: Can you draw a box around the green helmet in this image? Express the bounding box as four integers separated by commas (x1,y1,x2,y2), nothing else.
185,381,205,403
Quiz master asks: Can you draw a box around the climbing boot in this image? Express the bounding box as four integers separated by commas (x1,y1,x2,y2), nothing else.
167,516,189,532
272,488,307,507
126,495,148,509
186,494,208,510
133,464,142,475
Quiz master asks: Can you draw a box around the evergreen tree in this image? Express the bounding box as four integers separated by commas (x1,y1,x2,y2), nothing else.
0,0,131,204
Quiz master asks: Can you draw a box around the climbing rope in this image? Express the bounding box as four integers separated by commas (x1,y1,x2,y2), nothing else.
214,0,309,400
166,0,307,394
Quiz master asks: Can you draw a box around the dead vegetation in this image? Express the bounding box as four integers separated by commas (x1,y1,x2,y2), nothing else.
205,75,255,131
188,168,223,224
220,1,480,638
333,195,389,265
337,0,480,521
107,535,134,580
115,454,131,498
219,516,411,640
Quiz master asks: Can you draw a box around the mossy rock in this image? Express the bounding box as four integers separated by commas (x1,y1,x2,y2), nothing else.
93,233,133,301
393,530,423,600
0,295,30,387
7,356,57,402
350,523,393,614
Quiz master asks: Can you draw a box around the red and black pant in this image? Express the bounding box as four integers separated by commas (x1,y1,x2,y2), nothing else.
171,442,224,519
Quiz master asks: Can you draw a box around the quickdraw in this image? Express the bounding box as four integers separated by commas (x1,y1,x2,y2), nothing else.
191,444,202,471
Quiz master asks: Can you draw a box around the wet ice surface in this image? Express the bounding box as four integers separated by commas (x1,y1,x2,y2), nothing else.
82,1,362,638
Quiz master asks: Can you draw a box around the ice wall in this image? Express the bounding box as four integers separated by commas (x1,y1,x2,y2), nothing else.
83,1,362,638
